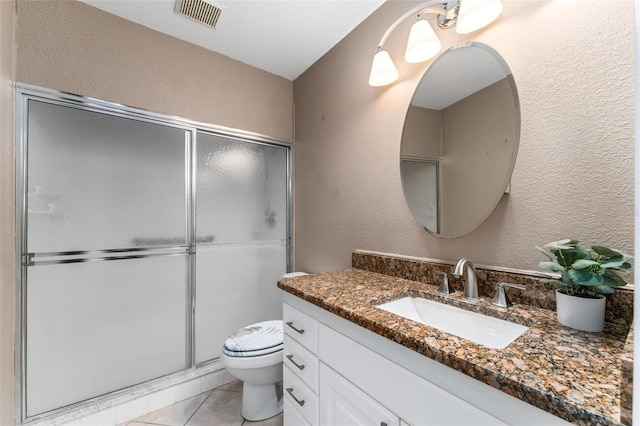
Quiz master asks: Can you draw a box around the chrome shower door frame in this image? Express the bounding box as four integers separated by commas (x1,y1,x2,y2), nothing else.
15,83,292,424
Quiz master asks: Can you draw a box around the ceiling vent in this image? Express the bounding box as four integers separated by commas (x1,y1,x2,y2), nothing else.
175,0,225,29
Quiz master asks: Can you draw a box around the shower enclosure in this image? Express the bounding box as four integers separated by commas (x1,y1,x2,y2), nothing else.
16,85,290,422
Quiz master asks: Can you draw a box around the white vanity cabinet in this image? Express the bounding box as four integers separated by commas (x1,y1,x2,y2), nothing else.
283,304,320,426
282,296,572,426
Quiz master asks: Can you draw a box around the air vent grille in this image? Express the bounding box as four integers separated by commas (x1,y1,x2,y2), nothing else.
175,0,224,29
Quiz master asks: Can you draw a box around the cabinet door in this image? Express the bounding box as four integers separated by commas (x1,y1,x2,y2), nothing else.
319,363,399,426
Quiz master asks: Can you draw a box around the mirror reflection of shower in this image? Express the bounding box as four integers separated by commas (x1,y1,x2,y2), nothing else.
400,159,439,233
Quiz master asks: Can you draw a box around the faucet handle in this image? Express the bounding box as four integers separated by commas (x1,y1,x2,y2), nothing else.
491,282,526,308
433,270,454,295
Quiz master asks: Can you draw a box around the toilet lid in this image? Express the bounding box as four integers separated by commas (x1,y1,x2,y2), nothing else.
222,320,283,357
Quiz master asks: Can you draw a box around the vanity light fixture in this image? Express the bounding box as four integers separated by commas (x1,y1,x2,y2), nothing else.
368,0,503,87
405,16,441,64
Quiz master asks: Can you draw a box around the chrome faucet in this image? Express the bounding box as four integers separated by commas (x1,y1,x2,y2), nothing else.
453,258,479,301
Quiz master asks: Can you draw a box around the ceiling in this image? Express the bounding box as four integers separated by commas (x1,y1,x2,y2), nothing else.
80,0,386,81
412,43,510,110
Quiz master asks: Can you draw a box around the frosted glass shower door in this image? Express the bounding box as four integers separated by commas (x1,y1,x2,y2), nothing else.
23,100,190,416
195,133,288,364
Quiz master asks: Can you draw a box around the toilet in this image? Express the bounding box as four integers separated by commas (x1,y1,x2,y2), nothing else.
220,272,307,421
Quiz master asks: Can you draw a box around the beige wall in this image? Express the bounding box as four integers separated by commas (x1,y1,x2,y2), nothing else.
293,0,635,273
0,0,16,424
17,0,293,141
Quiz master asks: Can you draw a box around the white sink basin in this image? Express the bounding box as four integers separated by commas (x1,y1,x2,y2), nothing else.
376,297,528,349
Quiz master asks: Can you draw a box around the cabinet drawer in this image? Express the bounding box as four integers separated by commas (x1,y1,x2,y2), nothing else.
283,303,318,354
284,335,319,392
284,365,319,426
284,397,311,426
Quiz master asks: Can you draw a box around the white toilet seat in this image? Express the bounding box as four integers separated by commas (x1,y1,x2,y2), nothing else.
223,320,283,352
221,319,284,369
220,346,283,369
222,342,283,357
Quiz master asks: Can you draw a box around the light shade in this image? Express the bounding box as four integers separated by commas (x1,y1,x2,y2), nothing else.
455,0,503,34
404,19,441,63
368,49,399,87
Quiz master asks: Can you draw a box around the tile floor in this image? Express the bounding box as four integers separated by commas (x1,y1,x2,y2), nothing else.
121,380,283,426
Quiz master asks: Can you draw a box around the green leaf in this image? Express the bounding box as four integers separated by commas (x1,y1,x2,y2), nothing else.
591,284,614,295
536,246,554,261
575,248,592,259
544,239,579,251
539,261,565,272
571,259,599,269
543,279,567,289
591,246,623,258
600,256,630,269
567,269,604,286
555,248,589,267
602,270,627,287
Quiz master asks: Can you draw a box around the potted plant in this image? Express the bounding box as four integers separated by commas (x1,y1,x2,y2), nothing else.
537,239,632,332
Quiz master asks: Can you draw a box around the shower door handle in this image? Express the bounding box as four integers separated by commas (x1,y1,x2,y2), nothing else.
131,235,214,246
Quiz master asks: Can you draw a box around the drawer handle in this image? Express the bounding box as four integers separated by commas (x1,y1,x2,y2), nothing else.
286,387,305,407
285,321,305,334
286,354,306,370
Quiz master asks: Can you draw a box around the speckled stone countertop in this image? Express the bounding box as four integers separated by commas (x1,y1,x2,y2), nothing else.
278,268,631,426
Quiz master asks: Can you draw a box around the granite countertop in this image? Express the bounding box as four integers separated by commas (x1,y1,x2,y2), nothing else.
278,268,631,426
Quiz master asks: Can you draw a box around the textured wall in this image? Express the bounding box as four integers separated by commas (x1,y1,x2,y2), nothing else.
293,0,635,274
17,0,293,141
0,0,15,424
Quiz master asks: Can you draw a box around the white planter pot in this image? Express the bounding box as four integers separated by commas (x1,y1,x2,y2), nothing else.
555,289,606,332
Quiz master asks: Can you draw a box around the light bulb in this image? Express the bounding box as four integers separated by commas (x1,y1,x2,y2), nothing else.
368,49,399,87
456,0,503,34
404,19,441,63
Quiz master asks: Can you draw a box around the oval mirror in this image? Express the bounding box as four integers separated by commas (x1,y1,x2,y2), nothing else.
400,42,520,238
